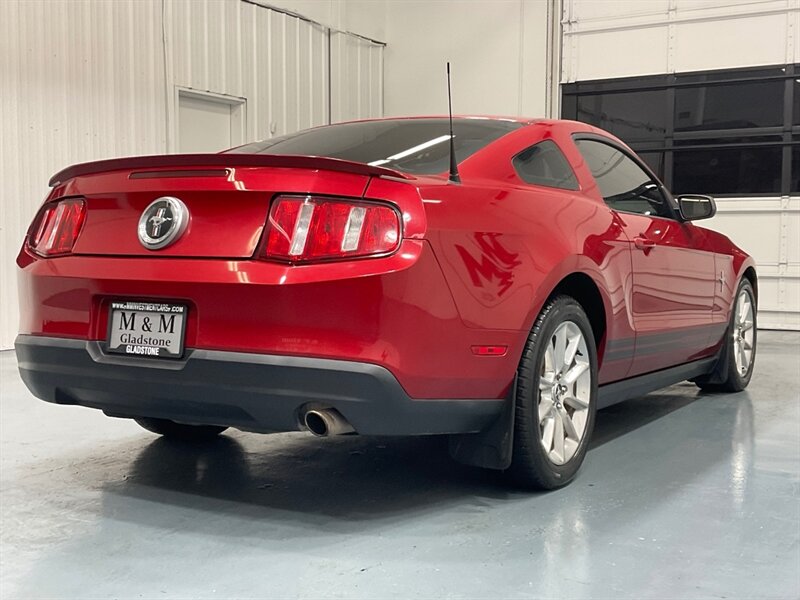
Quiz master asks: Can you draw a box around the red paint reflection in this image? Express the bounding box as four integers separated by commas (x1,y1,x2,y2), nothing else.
455,233,522,297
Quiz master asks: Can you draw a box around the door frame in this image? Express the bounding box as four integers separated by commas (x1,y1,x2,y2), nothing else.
169,87,247,154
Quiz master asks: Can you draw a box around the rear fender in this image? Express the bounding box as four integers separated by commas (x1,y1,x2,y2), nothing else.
518,253,633,386
521,255,617,342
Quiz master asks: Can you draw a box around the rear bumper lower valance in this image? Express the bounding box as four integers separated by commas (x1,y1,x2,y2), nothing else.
15,335,504,436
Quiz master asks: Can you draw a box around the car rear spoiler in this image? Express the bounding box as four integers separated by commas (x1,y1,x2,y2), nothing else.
48,153,414,187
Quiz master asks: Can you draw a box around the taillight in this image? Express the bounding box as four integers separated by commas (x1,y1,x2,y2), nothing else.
28,198,86,257
263,195,401,262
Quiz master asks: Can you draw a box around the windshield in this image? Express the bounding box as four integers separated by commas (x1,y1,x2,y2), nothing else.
226,118,522,175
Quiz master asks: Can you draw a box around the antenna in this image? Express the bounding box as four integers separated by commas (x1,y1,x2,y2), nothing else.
446,62,461,184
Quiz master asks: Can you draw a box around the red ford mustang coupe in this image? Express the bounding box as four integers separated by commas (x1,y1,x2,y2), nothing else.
15,117,757,489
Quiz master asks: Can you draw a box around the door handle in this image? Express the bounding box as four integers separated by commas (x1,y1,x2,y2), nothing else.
634,236,656,251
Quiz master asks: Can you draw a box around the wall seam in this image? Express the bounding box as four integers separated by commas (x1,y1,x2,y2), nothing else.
518,0,525,116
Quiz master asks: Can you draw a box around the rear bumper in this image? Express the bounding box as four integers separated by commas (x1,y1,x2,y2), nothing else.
15,335,505,436
16,243,522,400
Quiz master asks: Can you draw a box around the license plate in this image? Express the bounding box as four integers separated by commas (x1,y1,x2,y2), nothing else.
107,301,187,359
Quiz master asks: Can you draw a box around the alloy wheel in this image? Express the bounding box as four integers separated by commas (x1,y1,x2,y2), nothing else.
538,321,592,465
733,290,755,376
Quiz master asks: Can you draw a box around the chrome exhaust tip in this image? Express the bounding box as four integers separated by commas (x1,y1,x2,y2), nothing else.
303,409,355,437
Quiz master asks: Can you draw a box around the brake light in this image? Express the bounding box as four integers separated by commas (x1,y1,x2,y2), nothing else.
263,195,401,262
28,198,86,257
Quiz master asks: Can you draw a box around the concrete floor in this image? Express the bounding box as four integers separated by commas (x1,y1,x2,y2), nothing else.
1,332,798,600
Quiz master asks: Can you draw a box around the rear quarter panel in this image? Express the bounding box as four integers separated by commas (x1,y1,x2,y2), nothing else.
417,123,637,384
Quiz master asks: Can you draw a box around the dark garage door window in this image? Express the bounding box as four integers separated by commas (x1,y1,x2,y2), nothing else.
562,65,797,197
791,141,800,192
674,80,784,131
673,146,783,195
576,89,668,142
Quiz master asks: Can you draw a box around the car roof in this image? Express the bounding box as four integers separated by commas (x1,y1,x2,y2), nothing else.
327,115,605,137
334,115,537,126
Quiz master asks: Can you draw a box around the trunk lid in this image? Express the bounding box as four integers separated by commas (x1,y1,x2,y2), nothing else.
56,155,410,259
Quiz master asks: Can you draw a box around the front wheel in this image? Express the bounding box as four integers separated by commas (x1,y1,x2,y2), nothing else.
135,417,228,441
506,296,598,490
697,278,757,393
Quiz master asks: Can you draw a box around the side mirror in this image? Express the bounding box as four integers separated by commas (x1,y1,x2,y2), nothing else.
677,194,716,221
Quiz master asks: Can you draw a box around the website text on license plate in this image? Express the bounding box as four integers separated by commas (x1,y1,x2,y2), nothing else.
107,301,187,358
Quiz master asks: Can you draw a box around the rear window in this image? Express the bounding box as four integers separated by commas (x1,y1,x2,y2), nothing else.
226,118,522,175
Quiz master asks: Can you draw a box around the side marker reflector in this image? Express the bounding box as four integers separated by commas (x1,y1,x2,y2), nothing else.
471,345,508,357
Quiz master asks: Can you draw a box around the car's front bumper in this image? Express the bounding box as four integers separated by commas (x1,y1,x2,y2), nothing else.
15,335,505,436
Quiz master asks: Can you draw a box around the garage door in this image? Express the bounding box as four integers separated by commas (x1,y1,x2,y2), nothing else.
560,0,800,330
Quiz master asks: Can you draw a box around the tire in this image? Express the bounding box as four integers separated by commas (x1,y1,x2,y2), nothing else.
506,295,598,490
697,278,757,393
134,417,228,441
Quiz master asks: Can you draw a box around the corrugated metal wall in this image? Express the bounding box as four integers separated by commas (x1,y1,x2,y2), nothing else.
562,0,800,330
0,0,384,349
330,31,384,122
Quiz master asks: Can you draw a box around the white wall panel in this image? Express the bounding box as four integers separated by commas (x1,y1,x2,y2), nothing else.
699,199,798,330
572,0,670,21
330,32,384,122
673,13,789,73
677,0,780,11
383,0,555,119
0,0,384,349
563,0,797,82
168,0,330,143
574,27,669,81
270,0,388,42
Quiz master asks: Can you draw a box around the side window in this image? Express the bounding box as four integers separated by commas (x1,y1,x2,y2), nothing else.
574,139,673,218
513,140,579,191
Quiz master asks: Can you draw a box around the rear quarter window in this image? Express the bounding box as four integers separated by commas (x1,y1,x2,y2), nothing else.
512,140,579,191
